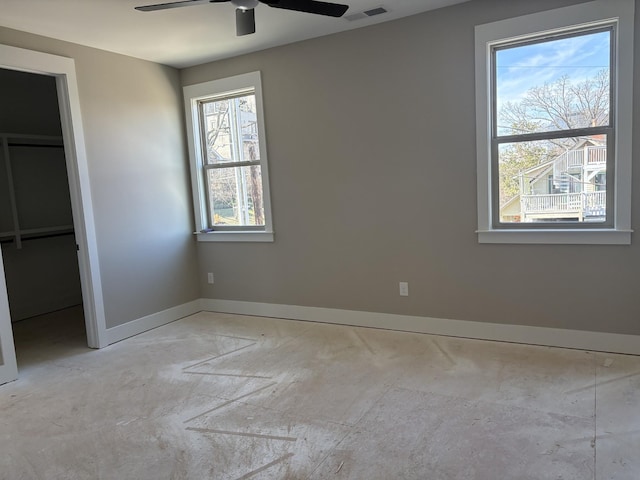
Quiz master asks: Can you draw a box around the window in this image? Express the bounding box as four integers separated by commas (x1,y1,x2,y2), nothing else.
184,71,273,242
475,0,634,244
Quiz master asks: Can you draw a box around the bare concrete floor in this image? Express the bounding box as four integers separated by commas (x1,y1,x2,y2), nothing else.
1,308,639,479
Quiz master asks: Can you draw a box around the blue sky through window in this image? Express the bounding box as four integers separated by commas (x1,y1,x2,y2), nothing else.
495,30,610,106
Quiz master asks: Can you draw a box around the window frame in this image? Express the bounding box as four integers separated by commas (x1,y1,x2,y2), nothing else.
184,71,274,242
475,0,634,245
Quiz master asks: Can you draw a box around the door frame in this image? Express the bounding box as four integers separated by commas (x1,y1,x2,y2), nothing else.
0,247,17,383
0,45,107,360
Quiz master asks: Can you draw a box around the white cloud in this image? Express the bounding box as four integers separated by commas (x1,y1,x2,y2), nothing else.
495,32,609,105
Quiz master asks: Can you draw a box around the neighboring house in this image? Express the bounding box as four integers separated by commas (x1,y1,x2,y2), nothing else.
500,138,607,223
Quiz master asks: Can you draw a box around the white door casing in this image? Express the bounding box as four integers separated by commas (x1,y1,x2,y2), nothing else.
0,45,107,385
0,247,17,385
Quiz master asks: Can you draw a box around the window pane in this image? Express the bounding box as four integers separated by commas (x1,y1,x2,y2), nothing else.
207,165,265,226
495,30,610,136
498,135,607,223
201,93,260,165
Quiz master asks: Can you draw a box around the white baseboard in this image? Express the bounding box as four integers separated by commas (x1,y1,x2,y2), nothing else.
200,299,640,355
102,298,640,355
105,299,202,345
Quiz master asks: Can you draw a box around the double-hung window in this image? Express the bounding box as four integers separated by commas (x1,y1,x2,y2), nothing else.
184,71,273,242
475,0,634,244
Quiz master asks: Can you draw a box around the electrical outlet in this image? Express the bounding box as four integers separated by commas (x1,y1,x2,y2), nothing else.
399,282,409,296
207,272,214,284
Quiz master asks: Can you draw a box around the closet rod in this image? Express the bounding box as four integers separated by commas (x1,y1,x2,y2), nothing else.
7,143,65,148
0,133,63,141
0,230,74,245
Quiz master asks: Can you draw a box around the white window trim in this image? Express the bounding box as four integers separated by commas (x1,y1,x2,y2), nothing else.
184,71,274,243
475,0,634,245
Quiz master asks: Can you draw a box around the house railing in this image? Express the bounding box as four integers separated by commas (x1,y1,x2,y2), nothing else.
521,191,606,216
553,145,606,178
587,146,607,165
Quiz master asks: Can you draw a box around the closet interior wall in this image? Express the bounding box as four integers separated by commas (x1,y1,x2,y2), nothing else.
0,68,82,322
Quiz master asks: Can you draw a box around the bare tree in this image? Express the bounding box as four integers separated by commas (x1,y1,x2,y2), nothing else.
499,69,609,147
206,97,264,225
498,70,609,205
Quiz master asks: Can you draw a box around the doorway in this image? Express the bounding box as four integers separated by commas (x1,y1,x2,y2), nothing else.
0,44,107,386
0,68,86,368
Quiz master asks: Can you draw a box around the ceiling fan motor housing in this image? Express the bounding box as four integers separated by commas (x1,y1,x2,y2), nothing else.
230,0,259,10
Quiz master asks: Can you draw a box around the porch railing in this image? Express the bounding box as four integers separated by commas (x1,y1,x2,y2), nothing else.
553,145,606,178
521,191,606,216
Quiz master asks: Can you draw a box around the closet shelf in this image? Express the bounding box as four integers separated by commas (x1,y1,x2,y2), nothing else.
1,134,69,249
0,225,74,244
0,132,64,147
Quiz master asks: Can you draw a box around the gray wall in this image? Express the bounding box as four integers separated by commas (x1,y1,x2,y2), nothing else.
0,28,199,329
182,0,640,336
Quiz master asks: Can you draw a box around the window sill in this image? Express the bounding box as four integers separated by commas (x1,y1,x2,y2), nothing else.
195,231,274,243
477,229,632,245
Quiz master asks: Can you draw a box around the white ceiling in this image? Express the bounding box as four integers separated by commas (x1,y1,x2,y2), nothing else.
0,0,470,68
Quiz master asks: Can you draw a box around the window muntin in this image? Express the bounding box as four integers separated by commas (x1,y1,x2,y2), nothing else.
184,71,273,241
198,91,265,229
497,136,610,224
201,93,260,165
494,29,611,136
205,165,264,227
491,27,614,228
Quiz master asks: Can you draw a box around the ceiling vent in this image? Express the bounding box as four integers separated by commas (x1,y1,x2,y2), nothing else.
344,6,388,21
364,7,388,16
344,12,367,21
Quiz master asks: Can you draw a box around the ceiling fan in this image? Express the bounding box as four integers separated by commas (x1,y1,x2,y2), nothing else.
135,0,350,36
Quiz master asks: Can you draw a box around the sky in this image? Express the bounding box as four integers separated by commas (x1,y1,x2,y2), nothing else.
495,29,610,107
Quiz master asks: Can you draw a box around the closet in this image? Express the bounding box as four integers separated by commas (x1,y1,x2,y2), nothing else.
0,68,82,323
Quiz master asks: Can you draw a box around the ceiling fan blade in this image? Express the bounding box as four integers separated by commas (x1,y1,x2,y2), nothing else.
236,8,256,36
135,0,214,12
262,0,348,17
